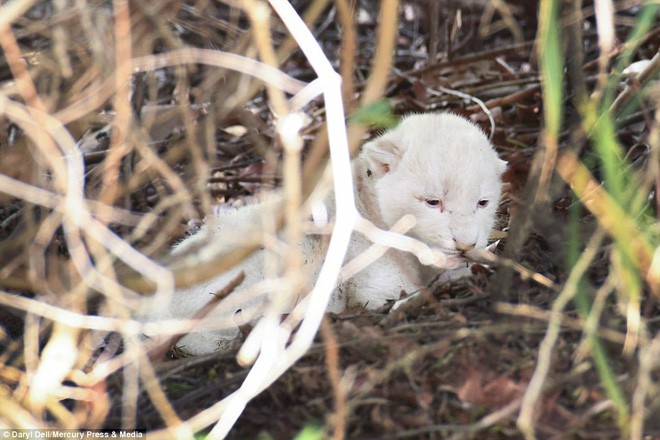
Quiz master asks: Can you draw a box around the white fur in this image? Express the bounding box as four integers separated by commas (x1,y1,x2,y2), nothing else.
141,113,506,355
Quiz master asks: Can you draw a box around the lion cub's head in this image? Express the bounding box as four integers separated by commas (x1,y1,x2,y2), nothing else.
362,113,506,254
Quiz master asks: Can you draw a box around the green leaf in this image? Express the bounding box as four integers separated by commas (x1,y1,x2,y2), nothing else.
537,0,563,136
349,99,398,129
293,424,324,440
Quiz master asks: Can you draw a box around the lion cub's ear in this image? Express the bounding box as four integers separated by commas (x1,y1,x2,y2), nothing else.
496,158,508,176
362,137,405,178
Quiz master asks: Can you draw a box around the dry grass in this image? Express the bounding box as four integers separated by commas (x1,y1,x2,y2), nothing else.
0,1,658,439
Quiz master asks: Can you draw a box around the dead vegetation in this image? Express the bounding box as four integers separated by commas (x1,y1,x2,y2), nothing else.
0,0,659,439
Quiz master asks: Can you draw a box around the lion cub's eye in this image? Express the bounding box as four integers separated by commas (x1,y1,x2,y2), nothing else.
477,199,489,208
424,199,445,212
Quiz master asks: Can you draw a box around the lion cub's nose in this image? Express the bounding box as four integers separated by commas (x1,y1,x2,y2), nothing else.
454,240,476,252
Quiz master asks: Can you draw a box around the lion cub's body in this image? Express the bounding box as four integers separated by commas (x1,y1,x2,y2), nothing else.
143,113,506,354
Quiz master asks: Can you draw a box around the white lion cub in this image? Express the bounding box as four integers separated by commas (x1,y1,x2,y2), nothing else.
143,113,506,355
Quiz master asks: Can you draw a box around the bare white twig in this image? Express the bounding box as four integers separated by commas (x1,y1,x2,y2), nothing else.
0,0,38,29
0,94,175,301
202,0,356,438
517,229,605,439
630,333,660,440
131,48,307,95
